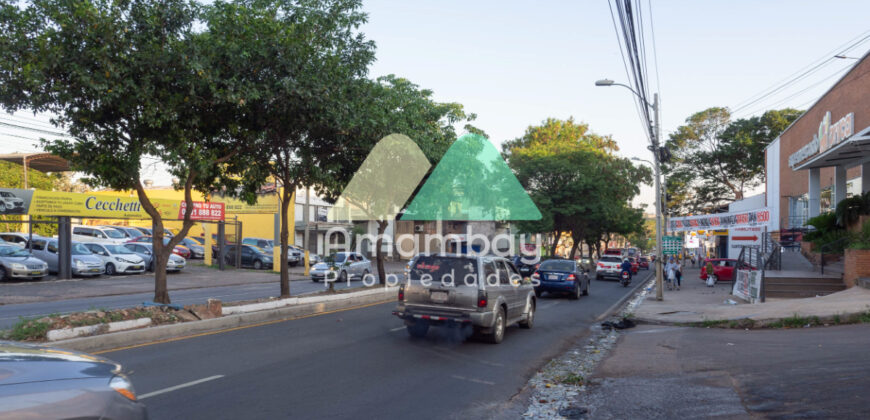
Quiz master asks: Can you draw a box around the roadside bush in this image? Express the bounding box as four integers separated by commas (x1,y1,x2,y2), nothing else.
848,220,870,250
803,213,838,242
5,317,52,341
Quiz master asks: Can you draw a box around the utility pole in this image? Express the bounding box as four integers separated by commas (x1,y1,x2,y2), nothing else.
303,186,311,276
652,93,664,301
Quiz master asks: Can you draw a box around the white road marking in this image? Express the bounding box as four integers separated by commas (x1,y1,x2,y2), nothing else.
389,326,405,332
451,375,495,385
138,375,224,400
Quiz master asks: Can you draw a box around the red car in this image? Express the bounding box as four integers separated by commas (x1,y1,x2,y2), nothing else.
627,257,639,274
700,258,754,282
638,256,650,270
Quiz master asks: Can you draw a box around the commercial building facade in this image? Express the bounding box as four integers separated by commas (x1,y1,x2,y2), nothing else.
767,52,870,232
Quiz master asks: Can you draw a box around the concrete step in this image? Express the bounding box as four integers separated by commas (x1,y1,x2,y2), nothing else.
765,277,845,285
764,283,846,292
765,289,842,298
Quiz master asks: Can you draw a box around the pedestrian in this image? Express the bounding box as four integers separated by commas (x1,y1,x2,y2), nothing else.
675,259,682,290
665,257,676,290
690,253,696,267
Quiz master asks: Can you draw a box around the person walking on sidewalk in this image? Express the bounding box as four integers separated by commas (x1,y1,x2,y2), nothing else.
674,259,682,290
665,257,677,290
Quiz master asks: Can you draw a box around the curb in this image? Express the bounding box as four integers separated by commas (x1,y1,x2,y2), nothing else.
51,288,398,354
594,271,655,322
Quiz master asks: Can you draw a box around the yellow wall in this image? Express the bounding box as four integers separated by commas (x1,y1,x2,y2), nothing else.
83,188,292,243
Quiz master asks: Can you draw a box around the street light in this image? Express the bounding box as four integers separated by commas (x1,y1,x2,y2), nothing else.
598,79,665,301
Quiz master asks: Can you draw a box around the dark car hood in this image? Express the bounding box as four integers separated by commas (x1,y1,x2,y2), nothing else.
0,341,119,386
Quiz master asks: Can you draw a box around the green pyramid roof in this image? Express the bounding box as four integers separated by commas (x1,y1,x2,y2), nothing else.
401,133,542,221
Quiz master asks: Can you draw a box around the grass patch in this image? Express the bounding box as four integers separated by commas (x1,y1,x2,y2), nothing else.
4,317,52,341
766,314,823,329
555,373,585,386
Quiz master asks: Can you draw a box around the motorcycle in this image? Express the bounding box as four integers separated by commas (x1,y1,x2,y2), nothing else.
620,270,631,287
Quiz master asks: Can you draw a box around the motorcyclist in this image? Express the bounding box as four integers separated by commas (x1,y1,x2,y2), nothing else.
620,258,633,279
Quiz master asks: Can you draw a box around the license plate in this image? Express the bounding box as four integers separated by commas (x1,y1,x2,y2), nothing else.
90,268,101,273
430,291,448,303
131,266,142,270
548,274,559,280
30,270,43,275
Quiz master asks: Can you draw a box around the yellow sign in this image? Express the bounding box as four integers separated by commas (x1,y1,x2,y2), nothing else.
27,190,178,219
218,194,279,214
711,229,729,236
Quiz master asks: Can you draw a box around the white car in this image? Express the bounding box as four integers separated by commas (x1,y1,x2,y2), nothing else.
82,243,146,275
0,191,25,214
72,226,128,245
0,232,46,248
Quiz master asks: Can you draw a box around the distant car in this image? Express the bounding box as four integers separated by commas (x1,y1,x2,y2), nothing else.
595,255,624,280
190,236,206,245
291,245,320,266
132,226,153,236
578,256,594,272
178,237,205,259
700,258,755,283
0,244,48,280
0,191,25,214
638,256,650,270
394,253,535,344
101,225,145,240
0,232,44,248
511,255,540,278
0,340,147,419
72,225,128,245
82,243,146,275
224,244,273,270
532,259,590,299
310,251,371,282
123,242,186,272
30,238,104,277
603,248,624,257
128,236,191,259
243,238,302,266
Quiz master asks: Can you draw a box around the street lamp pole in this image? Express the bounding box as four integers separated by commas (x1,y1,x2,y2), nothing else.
597,79,664,300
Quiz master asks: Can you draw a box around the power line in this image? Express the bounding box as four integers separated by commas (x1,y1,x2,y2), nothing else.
0,120,68,137
608,0,652,144
647,0,661,122
734,62,855,118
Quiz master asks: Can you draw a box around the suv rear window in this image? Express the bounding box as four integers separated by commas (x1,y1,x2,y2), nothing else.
410,256,477,285
599,256,622,263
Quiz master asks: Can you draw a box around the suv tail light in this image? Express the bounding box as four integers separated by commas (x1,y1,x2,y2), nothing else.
398,285,405,301
477,290,488,308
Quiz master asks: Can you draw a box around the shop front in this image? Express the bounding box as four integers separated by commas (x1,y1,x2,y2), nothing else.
767,52,870,231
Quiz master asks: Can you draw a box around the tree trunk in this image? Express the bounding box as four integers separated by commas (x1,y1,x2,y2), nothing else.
376,220,388,284
279,179,294,297
569,231,583,259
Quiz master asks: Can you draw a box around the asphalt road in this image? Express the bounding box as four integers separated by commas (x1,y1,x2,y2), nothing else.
99,270,652,420
0,279,367,328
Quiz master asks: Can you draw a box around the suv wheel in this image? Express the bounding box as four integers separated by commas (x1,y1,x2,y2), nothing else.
406,322,429,338
487,308,506,344
339,270,348,283
0,266,7,281
105,263,116,275
362,269,370,281
519,300,534,329
253,259,263,270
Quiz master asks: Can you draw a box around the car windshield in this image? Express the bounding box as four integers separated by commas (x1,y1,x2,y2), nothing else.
71,243,91,255
539,260,574,271
329,253,347,263
409,256,477,285
104,244,134,254
0,245,29,257
103,229,125,238
600,256,622,263
0,192,12,197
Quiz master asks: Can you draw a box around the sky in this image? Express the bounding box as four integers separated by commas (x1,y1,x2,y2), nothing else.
2,0,870,211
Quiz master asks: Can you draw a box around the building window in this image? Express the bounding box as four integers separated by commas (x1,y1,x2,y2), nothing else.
820,187,833,213
788,196,808,228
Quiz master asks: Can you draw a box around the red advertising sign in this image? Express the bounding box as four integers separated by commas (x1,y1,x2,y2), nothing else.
178,201,225,221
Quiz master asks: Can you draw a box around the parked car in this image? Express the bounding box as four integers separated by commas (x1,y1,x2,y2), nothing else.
595,255,624,280
310,251,371,282
291,245,320,266
700,258,755,283
190,236,206,245
101,225,145,240
123,243,155,271
128,236,191,259
532,258,590,299
627,257,639,274
0,190,25,214
131,226,152,236
638,256,650,270
82,243,146,275
394,254,535,344
242,238,302,266
122,242,186,272
511,255,540,278
0,232,44,248
0,244,48,280
178,237,205,259
0,341,147,419
224,244,273,270
72,225,129,245
30,238,104,276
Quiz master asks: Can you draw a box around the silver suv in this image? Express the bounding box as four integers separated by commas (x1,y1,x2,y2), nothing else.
394,254,536,344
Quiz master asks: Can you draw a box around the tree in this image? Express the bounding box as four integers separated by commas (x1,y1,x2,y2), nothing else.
202,0,376,296
0,0,255,303
664,107,801,214
503,118,650,258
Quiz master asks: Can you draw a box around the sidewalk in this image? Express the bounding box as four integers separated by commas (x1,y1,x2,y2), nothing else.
634,265,870,325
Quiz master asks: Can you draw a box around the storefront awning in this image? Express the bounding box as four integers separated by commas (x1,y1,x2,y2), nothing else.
793,126,870,170
0,152,70,172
